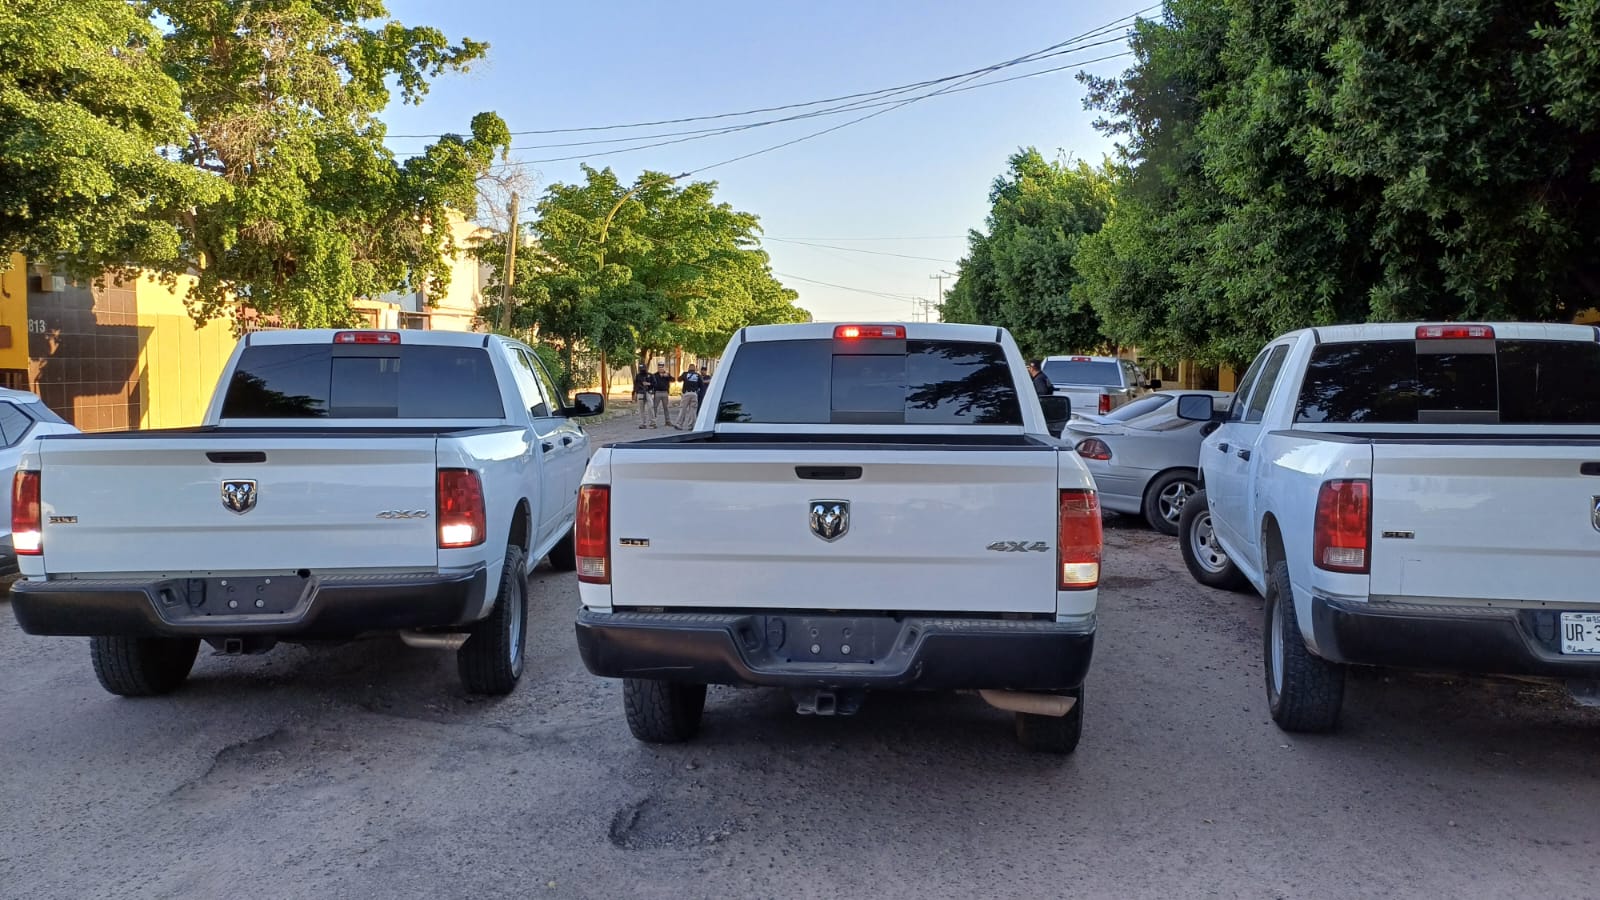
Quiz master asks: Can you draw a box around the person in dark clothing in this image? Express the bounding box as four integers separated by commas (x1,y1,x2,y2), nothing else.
647,363,673,427
1027,359,1053,398
674,364,705,429
633,364,653,428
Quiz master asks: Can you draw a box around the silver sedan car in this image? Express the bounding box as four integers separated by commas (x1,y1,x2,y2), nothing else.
1062,391,1232,535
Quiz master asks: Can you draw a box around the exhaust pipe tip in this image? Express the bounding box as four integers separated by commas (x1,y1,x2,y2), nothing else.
399,631,469,651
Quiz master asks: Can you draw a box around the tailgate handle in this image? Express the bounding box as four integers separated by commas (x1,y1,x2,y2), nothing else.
1582,462,1600,476
206,451,266,464
796,466,862,481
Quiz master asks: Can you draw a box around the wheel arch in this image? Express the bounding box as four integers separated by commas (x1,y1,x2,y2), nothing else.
1262,512,1286,569
508,498,532,553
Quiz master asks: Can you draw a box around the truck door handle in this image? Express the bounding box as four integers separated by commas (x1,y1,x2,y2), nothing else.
1216,442,1230,453
561,436,573,446
542,441,554,453
1237,448,1252,461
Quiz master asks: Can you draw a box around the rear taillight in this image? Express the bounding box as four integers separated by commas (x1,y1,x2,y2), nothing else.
12,470,40,556
1058,489,1102,590
1075,438,1113,461
437,469,485,548
1098,394,1112,416
1313,479,1370,573
576,485,611,584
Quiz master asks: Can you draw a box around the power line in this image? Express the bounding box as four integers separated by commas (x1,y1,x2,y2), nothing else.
772,271,922,304
765,237,958,263
767,234,968,241
392,42,1131,153
488,48,1134,167
389,7,1157,140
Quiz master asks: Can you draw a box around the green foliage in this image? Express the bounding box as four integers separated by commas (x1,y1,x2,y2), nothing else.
152,0,507,326
482,165,806,372
2,1,505,326
1078,0,1600,366
0,0,222,275
943,149,1117,358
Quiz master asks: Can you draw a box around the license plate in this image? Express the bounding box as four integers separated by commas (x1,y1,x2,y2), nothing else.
1559,612,1600,655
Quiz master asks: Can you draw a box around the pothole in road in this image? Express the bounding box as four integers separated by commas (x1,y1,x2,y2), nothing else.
607,796,739,851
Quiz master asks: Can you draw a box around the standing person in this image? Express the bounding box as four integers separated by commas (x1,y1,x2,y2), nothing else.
633,363,653,429
675,364,704,429
1027,359,1053,398
647,362,673,428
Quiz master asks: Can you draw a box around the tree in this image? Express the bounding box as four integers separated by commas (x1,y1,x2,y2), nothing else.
482,166,805,389
0,0,222,275
150,0,509,327
1077,0,1600,366
942,149,1116,358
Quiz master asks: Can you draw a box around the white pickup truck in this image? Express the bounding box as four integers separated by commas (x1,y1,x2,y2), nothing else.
1177,322,1600,732
1041,354,1150,418
10,329,604,697
573,322,1099,754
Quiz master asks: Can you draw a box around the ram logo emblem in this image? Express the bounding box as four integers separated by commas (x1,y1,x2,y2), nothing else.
221,480,257,515
809,500,850,542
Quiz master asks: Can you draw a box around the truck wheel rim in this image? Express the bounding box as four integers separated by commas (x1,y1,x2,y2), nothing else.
1190,512,1229,573
1270,596,1286,696
509,585,524,671
1159,480,1196,524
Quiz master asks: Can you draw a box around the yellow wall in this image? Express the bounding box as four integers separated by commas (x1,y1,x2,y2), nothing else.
133,275,238,429
0,254,30,370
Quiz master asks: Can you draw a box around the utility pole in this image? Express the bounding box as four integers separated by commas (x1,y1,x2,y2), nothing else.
929,271,955,323
497,191,521,333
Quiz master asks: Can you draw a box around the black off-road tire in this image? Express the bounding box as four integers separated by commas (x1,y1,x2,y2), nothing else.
623,678,707,744
1264,560,1345,733
546,526,577,571
457,545,528,696
1014,687,1084,755
90,636,199,697
1143,469,1199,536
1178,490,1251,592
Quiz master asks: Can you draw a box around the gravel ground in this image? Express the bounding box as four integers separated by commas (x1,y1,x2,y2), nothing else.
1,409,1596,899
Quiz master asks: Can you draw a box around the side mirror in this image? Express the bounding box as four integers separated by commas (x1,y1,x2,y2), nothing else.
1176,394,1214,422
568,391,605,417
1039,395,1071,435
1148,379,1163,391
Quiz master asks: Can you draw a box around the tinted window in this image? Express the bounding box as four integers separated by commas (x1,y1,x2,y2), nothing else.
0,403,33,446
1102,394,1172,422
1296,339,1600,424
715,339,1022,426
221,344,505,419
1244,345,1290,423
528,354,566,414
22,401,67,425
1041,359,1122,387
1228,348,1273,423
510,349,551,417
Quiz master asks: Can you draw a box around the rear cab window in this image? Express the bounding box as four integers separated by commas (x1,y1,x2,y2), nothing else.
714,338,1023,426
1295,338,1600,425
1042,359,1123,387
221,343,505,419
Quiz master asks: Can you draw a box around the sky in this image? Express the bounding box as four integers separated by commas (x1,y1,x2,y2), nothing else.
380,0,1154,323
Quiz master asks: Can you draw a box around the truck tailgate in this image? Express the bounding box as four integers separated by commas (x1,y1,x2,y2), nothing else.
1368,442,1600,603
37,435,440,575
607,446,1060,613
